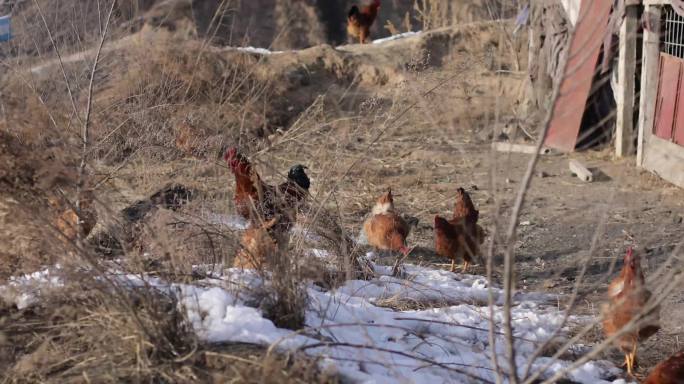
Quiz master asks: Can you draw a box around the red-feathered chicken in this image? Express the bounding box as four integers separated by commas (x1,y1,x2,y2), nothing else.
234,216,279,270
48,190,97,243
644,350,684,384
225,147,275,220
347,0,381,44
224,148,310,224
601,247,660,377
434,187,484,272
363,188,410,256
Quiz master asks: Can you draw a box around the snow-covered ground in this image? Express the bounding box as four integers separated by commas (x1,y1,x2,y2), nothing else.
222,31,423,57
228,46,286,55
0,213,628,384
372,31,421,45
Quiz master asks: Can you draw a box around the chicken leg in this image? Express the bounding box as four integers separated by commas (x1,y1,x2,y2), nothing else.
450,259,456,272
625,344,637,377
462,260,470,273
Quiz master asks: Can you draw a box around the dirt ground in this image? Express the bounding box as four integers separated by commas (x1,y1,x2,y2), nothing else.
1,12,684,381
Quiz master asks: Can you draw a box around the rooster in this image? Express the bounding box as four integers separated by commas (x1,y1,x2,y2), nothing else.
434,187,484,272
601,247,660,377
363,189,411,275
644,350,684,384
347,0,381,44
224,148,310,225
225,147,274,220
278,164,310,209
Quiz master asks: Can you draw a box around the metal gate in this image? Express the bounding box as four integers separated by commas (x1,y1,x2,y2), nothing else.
653,5,684,146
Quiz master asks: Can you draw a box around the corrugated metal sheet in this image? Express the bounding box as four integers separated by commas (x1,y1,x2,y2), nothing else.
544,0,613,152
675,111,684,145
675,70,684,144
653,53,681,140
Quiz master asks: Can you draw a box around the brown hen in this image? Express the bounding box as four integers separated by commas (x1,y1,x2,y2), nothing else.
601,247,660,377
434,187,484,272
644,350,684,384
363,188,410,256
233,217,280,270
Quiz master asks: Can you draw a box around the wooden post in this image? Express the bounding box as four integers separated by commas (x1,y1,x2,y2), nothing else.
637,4,662,167
616,4,638,158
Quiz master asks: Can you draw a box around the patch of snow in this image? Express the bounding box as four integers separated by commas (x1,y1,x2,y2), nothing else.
356,227,369,245
291,223,323,242
204,212,249,230
0,224,626,384
343,255,557,307
224,46,285,55
372,31,421,45
309,248,332,260
0,262,625,383
0,266,64,309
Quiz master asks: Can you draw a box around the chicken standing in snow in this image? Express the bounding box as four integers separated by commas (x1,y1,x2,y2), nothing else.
601,247,660,377
363,188,411,274
434,187,485,272
347,0,381,44
643,350,684,384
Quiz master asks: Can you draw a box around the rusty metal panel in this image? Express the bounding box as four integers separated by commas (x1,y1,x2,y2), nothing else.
653,53,681,140
674,61,684,146
675,120,684,145
544,0,613,152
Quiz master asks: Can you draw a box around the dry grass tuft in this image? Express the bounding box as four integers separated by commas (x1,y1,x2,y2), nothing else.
1,283,198,382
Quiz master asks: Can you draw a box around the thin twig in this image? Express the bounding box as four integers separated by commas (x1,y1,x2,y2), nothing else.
76,0,116,243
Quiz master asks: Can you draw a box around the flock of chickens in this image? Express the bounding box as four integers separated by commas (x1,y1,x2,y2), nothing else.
347,2,682,381
224,144,681,382
30,0,681,381
224,146,484,276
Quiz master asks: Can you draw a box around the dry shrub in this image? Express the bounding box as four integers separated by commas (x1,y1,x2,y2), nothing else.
92,32,271,163
272,0,326,50
114,201,240,280
0,131,89,280
1,29,276,165
0,265,335,383
414,0,519,29
1,283,199,383
203,347,338,384
261,246,309,330
2,0,141,58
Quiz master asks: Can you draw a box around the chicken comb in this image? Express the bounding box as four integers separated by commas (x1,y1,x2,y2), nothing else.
624,246,638,267
224,146,238,161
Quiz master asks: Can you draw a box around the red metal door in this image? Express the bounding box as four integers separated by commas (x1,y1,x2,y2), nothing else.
543,0,613,152
653,53,681,141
